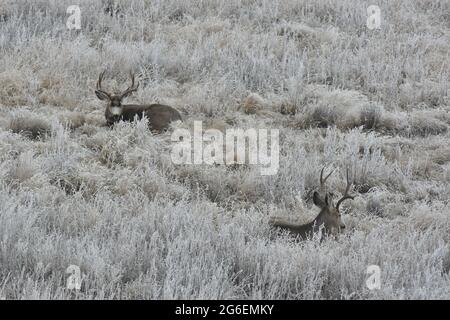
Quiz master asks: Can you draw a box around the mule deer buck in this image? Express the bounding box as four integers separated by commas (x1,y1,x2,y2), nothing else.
95,71,182,132
269,167,355,240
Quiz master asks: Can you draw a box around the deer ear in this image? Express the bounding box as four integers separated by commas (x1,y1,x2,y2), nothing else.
313,192,325,207
95,90,110,101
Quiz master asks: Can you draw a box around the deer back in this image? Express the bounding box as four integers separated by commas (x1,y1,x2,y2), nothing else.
122,104,182,132
269,218,319,239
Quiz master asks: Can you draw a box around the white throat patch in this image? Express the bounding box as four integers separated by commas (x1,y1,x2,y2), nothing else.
110,107,122,116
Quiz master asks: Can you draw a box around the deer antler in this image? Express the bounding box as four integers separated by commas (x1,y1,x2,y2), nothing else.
336,168,354,211
319,166,334,193
120,72,139,99
97,70,105,90
96,70,110,97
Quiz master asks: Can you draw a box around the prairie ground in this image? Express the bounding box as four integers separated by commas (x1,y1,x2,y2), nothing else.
0,0,449,299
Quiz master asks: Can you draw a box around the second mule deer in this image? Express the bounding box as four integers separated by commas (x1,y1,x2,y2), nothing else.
269,167,355,240
95,71,182,132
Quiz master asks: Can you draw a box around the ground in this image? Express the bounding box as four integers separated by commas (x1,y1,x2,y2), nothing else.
0,0,449,299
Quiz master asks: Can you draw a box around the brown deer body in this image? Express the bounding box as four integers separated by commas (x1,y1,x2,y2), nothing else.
105,103,182,132
95,71,182,132
270,168,355,240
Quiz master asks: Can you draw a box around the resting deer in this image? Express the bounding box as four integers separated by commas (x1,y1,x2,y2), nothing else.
270,167,355,240
95,71,182,132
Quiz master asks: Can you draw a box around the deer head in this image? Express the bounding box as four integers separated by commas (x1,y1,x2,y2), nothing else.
95,71,139,124
312,167,355,233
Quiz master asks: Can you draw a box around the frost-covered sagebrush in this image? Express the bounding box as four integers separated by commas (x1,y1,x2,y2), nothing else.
0,0,449,299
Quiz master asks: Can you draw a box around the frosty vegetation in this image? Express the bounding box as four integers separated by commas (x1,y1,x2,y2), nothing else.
0,0,449,299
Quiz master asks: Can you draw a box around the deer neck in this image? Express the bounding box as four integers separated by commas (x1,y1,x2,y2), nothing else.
283,212,325,239
288,209,327,239
302,212,325,232
270,209,327,239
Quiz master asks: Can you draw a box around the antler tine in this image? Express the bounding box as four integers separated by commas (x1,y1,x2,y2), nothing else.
128,71,135,88
131,72,139,90
336,167,355,211
120,72,139,98
319,166,333,191
97,71,105,90
97,70,106,91
320,167,324,185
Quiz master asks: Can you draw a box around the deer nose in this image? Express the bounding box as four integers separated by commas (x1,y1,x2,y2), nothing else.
340,225,346,229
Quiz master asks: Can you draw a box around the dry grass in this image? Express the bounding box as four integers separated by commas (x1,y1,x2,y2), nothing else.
0,0,449,299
